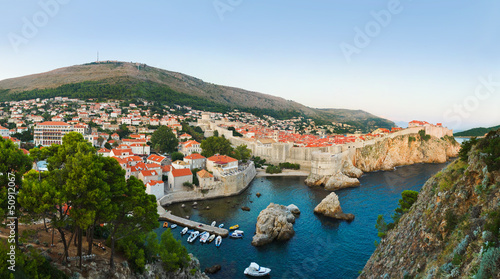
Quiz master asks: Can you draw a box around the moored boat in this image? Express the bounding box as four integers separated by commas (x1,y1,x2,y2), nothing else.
243,262,271,277
230,232,243,238
215,235,222,247
218,224,224,228
162,222,168,228
187,231,200,243
229,224,239,230
181,227,188,235
234,230,244,234
200,232,210,243
171,224,177,229
208,234,216,243
211,221,216,226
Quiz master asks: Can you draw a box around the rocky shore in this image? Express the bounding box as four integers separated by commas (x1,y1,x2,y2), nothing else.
314,192,354,221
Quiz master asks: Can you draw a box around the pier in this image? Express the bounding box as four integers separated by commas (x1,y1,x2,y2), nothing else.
157,202,229,237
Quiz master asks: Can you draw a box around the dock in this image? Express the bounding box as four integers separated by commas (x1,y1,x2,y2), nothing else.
157,202,229,237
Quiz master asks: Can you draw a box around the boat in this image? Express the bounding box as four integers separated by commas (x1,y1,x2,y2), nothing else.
230,232,243,238
218,224,224,228
200,232,210,243
229,224,239,230
171,224,177,229
162,222,168,228
211,221,216,227
187,231,200,243
244,262,271,277
234,230,244,234
181,227,188,235
208,234,216,243
215,235,222,247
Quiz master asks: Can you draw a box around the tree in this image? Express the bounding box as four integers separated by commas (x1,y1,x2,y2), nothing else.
107,176,159,272
159,229,190,272
232,145,251,162
151,126,179,154
104,142,112,149
201,136,233,158
375,215,388,238
0,137,32,248
171,151,184,162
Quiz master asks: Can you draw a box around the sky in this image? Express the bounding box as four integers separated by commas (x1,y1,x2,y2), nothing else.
1,0,500,131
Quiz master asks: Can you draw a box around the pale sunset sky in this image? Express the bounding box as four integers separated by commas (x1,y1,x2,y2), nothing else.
1,1,499,130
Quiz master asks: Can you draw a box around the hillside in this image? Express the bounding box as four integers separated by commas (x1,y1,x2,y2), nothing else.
360,129,500,278
0,61,394,131
454,124,500,137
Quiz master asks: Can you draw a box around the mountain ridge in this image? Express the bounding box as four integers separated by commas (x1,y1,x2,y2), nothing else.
0,61,394,131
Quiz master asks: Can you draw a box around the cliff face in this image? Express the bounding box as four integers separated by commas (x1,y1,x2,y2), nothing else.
354,134,460,172
306,134,460,191
360,131,500,278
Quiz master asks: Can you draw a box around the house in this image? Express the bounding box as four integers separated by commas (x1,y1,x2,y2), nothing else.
197,169,215,189
167,167,193,191
162,165,171,178
172,160,190,169
138,170,161,184
97,148,111,157
110,147,133,158
145,180,165,200
179,133,192,140
206,154,238,173
111,133,120,140
0,126,9,137
180,140,201,156
129,143,150,155
147,154,170,166
183,153,206,170
112,157,131,179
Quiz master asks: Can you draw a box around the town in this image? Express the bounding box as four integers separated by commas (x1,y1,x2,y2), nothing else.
0,97,453,204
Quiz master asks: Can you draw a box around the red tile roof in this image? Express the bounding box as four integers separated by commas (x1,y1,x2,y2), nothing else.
171,167,192,177
207,155,237,163
148,154,167,162
197,169,213,178
184,153,206,160
38,121,70,126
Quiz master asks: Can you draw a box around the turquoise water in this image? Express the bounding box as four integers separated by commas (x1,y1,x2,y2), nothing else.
158,162,451,278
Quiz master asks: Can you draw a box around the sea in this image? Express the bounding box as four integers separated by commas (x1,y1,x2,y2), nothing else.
158,162,451,279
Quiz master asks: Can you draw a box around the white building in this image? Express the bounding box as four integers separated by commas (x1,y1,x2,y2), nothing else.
167,167,193,191
145,180,165,200
34,121,73,146
184,153,206,170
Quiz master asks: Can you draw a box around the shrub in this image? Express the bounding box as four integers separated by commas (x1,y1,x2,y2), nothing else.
445,210,459,232
265,165,282,174
476,247,500,278
418,130,431,141
458,137,478,162
160,229,190,272
278,162,300,170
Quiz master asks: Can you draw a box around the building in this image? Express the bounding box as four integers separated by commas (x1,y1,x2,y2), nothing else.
206,154,238,173
138,170,161,184
172,160,190,169
197,169,215,189
184,153,206,170
167,167,193,191
180,140,201,156
145,180,165,200
147,154,170,166
97,148,111,157
34,121,73,146
0,126,9,137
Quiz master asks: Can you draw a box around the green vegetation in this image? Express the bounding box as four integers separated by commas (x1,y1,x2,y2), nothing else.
278,162,300,170
252,156,267,168
180,122,205,142
418,130,431,141
171,151,184,162
151,126,178,154
0,239,68,279
200,136,233,158
376,190,419,238
454,124,500,137
477,130,500,172
232,145,252,162
458,138,478,162
266,165,282,174
408,136,416,145
18,132,159,272
159,229,191,272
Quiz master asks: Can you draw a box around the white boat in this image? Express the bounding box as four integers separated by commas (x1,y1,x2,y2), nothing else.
171,224,177,229
230,232,243,238
200,232,210,243
211,221,216,227
187,231,200,243
244,262,271,277
218,224,224,228
181,227,188,235
215,235,222,247
208,234,216,243
234,230,244,234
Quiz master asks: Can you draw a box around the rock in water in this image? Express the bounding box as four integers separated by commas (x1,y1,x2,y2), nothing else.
314,192,355,221
252,203,297,246
241,206,251,211
205,264,221,274
287,204,300,215
256,192,262,197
